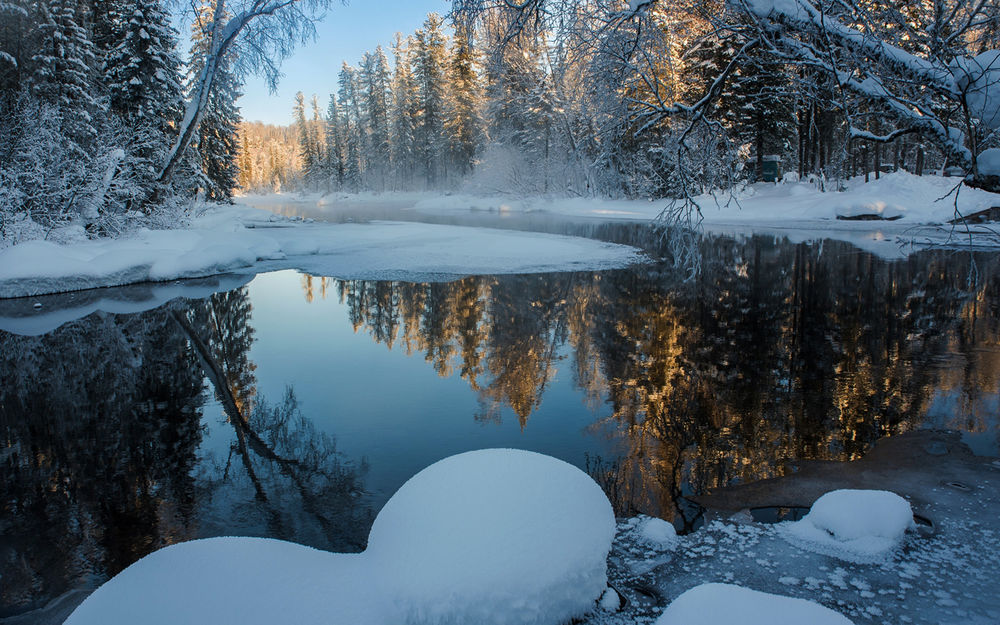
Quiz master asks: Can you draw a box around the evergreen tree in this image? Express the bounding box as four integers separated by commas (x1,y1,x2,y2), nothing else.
413,13,448,187
683,32,796,180
309,93,326,183
0,0,30,92
390,33,419,189
338,63,363,191
445,26,483,177
360,46,391,190
293,91,316,188
28,0,100,156
325,93,345,190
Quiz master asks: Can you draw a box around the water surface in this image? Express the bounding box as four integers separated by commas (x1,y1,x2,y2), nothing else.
2,229,998,617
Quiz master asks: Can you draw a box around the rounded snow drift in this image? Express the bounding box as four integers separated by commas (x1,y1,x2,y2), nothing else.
655,583,854,625
66,448,616,625
781,489,914,563
367,448,616,625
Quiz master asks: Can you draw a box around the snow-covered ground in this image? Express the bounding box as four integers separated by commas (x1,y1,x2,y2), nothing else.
0,204,645,299
2,171,997,299
593,431,1000,625
256,171,1000,259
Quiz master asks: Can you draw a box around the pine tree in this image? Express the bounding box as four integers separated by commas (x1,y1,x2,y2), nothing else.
413,13,448,187
445,26,483,178
390,33,419,189
188,1,242,201
28,0,100,156
325,93,345,190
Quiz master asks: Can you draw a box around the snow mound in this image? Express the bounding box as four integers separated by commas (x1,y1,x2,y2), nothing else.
66,449,615,625
635,515,678,550
368,449,615,624
779,489,914,563
655,583,854,625
979,148,1000,177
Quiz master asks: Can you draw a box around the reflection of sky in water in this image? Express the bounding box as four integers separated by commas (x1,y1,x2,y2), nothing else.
238,270,612,506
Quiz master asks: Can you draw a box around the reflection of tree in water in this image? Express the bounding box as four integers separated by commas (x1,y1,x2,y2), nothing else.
319,237,1000,524
586,238,1000,522
0,309,204,616
0,288,370,617
179,290,372,551
331,273,573,428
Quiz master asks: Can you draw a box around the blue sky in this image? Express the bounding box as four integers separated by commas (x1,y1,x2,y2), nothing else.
239,0,450,125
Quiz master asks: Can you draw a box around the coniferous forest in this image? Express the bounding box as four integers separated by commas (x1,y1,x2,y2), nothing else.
260,1,1000,201
2,0,999,245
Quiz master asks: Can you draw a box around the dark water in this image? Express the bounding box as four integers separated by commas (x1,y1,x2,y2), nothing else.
2,229,999,617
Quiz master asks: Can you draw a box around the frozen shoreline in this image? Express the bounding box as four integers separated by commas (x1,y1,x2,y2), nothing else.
247,171,1000,259
0,206,646,299
1,170,997,300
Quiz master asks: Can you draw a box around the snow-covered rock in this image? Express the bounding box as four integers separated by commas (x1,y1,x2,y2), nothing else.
66,449,616,625
779,489,914,563
655,583,854,625
635,515,679,550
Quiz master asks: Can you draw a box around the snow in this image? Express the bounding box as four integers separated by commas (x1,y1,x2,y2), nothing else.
635,516,679,550
0,204,645,298
4,170,998,299
779,490,914,563
366,449,617,624
979,148,1000,177
952,50,1000,130
0,274,252,336
66,449,616,625
654,583,854,625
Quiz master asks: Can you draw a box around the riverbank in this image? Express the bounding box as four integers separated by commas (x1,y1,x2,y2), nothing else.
242,170,1000,259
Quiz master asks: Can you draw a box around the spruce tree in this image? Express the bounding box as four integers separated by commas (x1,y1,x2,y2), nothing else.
0,0,30,92
28,0,100,156
326,93,345,190
413,13,448,187
445,26,483,178
104,0,183,122
390,34,419,189
360,46,391,190
338,63,363,191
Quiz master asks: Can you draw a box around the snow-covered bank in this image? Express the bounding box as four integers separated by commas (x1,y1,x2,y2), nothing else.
0,205,645,299
250,172,1000,259
0,273,252,335
66,449,616,625
372,171,1000,225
